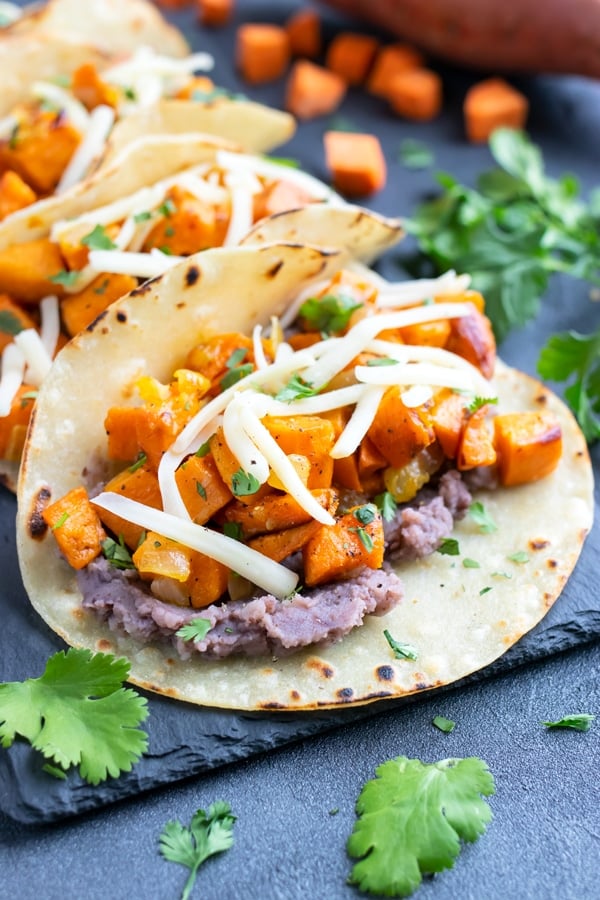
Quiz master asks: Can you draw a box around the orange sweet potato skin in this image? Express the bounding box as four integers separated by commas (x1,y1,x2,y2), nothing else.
318,0,600,78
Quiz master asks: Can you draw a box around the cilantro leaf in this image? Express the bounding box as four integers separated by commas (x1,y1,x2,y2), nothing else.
462,558,481,569
265,155,300,168
231,468,261,497
432,716,456,733
274,373,318,402
537,328,600,442
398,139,434,170
467,396,498,414
298,293,362,336
374,491,398,522
49,269,81,287
354,503,377,526
128,451,147,473
437,537,460,556
0,310,24,336
0,648,148,784
81,224,117,251
350,526,374,552
383,630,418,661
176,618,211,643
469,501,497,534
159,801,235,900
508,551,529,564
102,535,136,570
347,756,495,897
542,714,595,732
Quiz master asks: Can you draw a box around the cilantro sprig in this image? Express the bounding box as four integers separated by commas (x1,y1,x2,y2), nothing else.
298,293,363,336
159,802,236,900
81,224,117,251
537,327,600,442
542,714,595,732
405,128,600,342
0,648,148,784
347,756,495,897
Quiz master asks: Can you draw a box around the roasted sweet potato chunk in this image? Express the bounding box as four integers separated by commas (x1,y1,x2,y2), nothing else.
494,411,562,486
61,273,137,337
42,486,106,570
457,406,497,470
367,386,435,469
225,487,338,537
175,453,232,524
445,308,496,379
98,465,162,549
303,506,384,586
263,415,335,488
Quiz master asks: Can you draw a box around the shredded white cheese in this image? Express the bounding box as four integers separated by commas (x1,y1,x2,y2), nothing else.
56,104,115,195
87,249,186,278
39,296,60,360
376,270,472,308
30,82,90,133
331,386,386,459
0,343,25,417
13,329,52,387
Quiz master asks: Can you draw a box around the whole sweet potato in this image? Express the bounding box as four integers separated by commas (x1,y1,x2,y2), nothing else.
319,0,600,78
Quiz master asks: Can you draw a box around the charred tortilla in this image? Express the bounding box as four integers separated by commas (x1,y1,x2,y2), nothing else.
16,242,593,710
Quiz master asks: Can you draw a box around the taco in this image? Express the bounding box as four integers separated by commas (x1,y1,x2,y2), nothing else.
16,239,593,711
0,154,398,488
0,45,294,217
0,0,189,116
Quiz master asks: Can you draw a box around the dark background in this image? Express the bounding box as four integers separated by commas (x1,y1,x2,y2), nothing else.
1,1,599,898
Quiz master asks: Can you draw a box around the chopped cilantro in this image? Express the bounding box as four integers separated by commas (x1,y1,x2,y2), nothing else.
265,155,301,168
225,347,248,369
158,198,177,218
0,648,148,784
51,511,69,531
123,86,137,101
354,504,377,526
128,452,147,473
328,114,356,132
467,396,498,414
298,293,363,336
8,124,19,149
133,210,153,223
223,521,244,542
20,390,38,408
398,138,435,170
366,357,399,367
159,802,235,900
383,630,418,661
93,278,110,295
158,246,173,256
81,224,118,251
164,225,175,238
347,756,495,897
176,617,211,643
491,571,512,579
102,535,135,570
49,269,81,287
508,551,529,564
374,491,398,523
220,362,254,390
191,86,237,103
462,558,480,569
0,310,24,336
437,537,460,556
195,441,211,458
195,481,207,500
350,526,374,552
432,715,456,733
274,373,318,402
479,586,493,596
469,501,497,533
542,714,595,732
231,468,260,497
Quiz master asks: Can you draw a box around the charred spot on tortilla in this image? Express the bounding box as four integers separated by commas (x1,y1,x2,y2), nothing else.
376,665,395,682
547,559,558,568
86,309,109,332
259,701,287,710
415,682,430,691
185,265,200,287
535,393,548,404
336,687,354,701
97,638,113,652
530,539,550,550
116,311,127,323
130,276,161,297
306,657,335,679
290,690,301,701
266,259,284,278
27,486,51,539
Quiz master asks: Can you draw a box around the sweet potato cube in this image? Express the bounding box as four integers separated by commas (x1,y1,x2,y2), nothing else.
0,238,67,303
141,186,229,256
303,507,384,587
43,486,106,570
0,112,80,194
430,389,466,459
367,387,435,469
224,487,338,538
196,0,233,27
185,332,254,387
399,318,451,348
252,178,313,221
61,273,137,337
104,406,147,462
464,78,529,143
457,406,497,470
175,453,232,524
0,294,36,353
249,520,323,562
185,551,229,608
358,436,387,478
174,75,215,99
494,411,562,486
98,465,162,549
367,43,425,97
71,63,120,109
133,531,192,582
285,8,321,59
323,131,386,197
446,309,496,379
236,24,291,85
285,60,346,120
263,415,335,488
388,68,442,121
325,32,379,86
210,426,272,506
333,453,362,492
0,170,37,220
435,290,485,314
0,383,37,459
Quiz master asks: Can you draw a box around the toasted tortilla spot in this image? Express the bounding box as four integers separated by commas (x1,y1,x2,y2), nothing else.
97,638,113,652
259,701,287,709
27,486,51,539
415,681,430,690
116,311,127,323
530,539,550,550
185,265,200,287
71,608,84,620
336,687,354,700
547,559,558,568
535,393,548,404
86,309,109,332
130,277,161,297
266,259,284,278
376,665,395,682
306,657,334,678
290,689,301,701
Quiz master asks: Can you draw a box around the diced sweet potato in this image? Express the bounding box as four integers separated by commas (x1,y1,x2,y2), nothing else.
367,43,425,97
0,294,36,353
175,453,232,524
358,435,387,478
0,383,37,459
262,415,335,488
399,318,451,347
185,551,230,608
174,75,215,99
252,179,313,221
71,63,120,109
333,453,362,492
0,238,67,303
141,186,229,255
457,406,497,470
0,111,80,194
388,68,442,121
98,464,162,549
210,426,272,506
285,60,346,120
429,389,466,459
61,273,137,337
285,8,321,59
464,78,529,143
248,520,323,562
303,507,384,586
325,32,380,85
185,332,254,388
225,487,338,537
323,131,387,197
43,486,106,570
435,290,486,314
236,24,291,85
367,386,435,469
493,411,562,486
445,309,496,379
0,170,37,220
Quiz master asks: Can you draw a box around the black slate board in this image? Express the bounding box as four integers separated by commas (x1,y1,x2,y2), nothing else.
1,0,599,825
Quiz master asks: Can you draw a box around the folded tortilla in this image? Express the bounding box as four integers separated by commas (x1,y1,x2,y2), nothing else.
16,241,594,711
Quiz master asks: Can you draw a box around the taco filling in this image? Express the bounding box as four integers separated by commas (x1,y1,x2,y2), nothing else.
39,266,564,660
